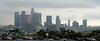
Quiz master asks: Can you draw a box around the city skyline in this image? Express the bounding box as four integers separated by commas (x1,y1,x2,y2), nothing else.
0,0,100,26
14,8,88,32
0,8,100,26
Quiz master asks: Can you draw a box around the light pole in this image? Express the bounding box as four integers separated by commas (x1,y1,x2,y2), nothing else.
46,33,48,41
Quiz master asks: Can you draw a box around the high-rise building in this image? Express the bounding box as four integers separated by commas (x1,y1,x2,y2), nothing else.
83,19,87,27
14,12,20,26
46,16,52,24
60,24,64,28
39,13,42,26
47,24,56,31
26,15,31,23
72,21,79,28
68,19,70,28
20,11,26,32
80,25,83,28
31,8,35,32
56,16,61,30
46,16,52,30
44,22,47,27
25,15,32,32
31,8,42,32
65,23,67,29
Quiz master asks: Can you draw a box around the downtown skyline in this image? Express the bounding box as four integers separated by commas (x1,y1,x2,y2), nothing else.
0,0,100,26
14,8,87,32
0,8,100,26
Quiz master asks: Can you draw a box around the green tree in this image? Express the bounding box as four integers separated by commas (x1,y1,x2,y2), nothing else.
8,28,19,37
59,27,67,37
37,29,46,37
66,29,75,37
75,32,82,37
48,31,56,38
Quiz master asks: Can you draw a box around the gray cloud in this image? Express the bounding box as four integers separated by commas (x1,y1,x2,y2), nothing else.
82,13,100,19
0,0,100,25
92,0,100,5
0,0,96,8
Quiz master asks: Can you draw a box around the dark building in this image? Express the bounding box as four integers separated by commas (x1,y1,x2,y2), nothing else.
72,21,79,28
14,12,20,26
83,19,87,27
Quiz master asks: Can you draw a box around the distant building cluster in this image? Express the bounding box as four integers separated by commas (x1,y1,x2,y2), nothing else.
15,8,42,32
14,8,87,33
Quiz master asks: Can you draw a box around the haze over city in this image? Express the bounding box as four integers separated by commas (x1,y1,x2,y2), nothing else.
0,0,100,41
0,0,100,26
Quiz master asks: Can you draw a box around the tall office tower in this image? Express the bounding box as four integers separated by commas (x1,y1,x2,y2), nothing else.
47,24,56,31
65,23,67,29
25,15,32,32
68,19,70,28
20,11,26,32
31,8,42,32
34,12,42,32
44,22,47,27
60,24,65,28
46,16,52,24
83,19,87,27
31,8,35,32
46,16,52,29
14,12,20,26
39,13,42,26
56,16,61,31
72,21,79,28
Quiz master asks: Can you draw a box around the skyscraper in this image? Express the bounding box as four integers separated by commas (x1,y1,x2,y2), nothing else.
72,21,79,28
56,16,61,30
46,16,52,30
68,19,70,28
31,8,35,32
20,11,26,32
46,16,52,25
31,8,42,32
25,15,32,32
39,13,42,26
65,23,67,29
83,19,87,27
14,12,20,26
44,22,47,27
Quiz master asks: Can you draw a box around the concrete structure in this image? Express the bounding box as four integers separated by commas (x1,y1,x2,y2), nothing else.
46,16,52,24
72,21,79,28
20,11,26,32
60,24,65,28
47,24,56,31
34,12,42,32
65,23,67,29
80,25,83,28
83,19,87,28
31,8,42,32
68,19,70,28
14,12,20,26
56,16,61,31
46,16,52,30
44,22,47,27
25,15,32,32
26,15,31,23
31,8,35,32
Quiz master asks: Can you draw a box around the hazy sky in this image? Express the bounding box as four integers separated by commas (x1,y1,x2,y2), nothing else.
0,0,100,26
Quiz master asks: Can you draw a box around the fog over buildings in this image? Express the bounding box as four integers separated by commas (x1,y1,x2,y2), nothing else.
14,8,89,32
0,0,100,26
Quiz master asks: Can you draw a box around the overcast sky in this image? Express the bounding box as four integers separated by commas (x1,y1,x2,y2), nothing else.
0,0,100,26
